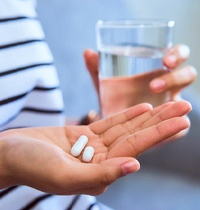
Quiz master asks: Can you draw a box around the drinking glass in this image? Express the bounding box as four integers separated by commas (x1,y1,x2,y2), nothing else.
96,19,175,117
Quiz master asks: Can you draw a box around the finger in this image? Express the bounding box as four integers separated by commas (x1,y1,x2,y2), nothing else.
89,103,153,134
62,158,140,195
103,101,191,146
163,44,190,69
108,116,190,158
83,49,99,74
127,116,190,156
83,49,99,92
150,65,197,93
161,115,190,143
138,100,192,130
101,102,174,146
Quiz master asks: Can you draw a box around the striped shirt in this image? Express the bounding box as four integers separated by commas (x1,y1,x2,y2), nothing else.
0,0,103,209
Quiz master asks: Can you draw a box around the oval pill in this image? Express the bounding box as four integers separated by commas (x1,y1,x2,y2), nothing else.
70,135,88,157
82,146,94,162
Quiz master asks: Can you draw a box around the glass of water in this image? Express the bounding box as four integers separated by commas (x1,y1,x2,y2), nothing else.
96,19,175,117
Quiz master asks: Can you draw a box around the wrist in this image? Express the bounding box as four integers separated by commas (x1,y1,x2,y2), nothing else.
0,132,17,189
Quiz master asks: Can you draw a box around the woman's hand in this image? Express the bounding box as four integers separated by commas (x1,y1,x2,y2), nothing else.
83,45,197,139
0,101,191,196
150,44,197,100
83,44,197,101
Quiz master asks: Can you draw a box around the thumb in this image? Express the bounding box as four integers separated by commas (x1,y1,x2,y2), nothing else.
83,49,99,93
83,49,99,75
75,157,140,187
102,157,140,178
64,158,140,195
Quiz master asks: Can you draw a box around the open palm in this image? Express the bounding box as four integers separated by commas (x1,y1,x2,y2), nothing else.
0,101,191,195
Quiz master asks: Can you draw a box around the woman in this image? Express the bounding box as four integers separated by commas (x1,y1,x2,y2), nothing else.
0,0,196,210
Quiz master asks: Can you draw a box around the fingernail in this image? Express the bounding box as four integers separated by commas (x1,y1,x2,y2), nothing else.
188,66,198,76
150,79,166,92
179,45,190,59
122,160,140,176
167,54,177,64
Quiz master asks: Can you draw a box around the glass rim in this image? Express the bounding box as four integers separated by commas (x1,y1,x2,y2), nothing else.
96,19,175,28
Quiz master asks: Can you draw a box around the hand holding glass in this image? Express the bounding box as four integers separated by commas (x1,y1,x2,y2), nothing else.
96,19,175,117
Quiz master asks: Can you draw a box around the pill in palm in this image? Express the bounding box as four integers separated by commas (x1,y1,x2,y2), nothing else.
82,146,95,162
70,135,88,157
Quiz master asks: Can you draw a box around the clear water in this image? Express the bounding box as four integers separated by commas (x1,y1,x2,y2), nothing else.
98,46,169,117
99,46,165,78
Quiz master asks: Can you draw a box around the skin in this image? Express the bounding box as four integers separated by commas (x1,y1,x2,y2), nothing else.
0,45,195,197
0,100,192,196
84,44,197,97
83,44,197,138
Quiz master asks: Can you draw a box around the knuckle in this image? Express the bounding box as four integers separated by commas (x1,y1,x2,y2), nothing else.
179,65,198,84
186,65,198,80
127,134,139,157
173,65,197,86
177,44,190,59
100,168,118,187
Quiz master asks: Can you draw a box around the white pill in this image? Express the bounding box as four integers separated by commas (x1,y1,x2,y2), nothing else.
70,135,88,157
82,146,95,162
